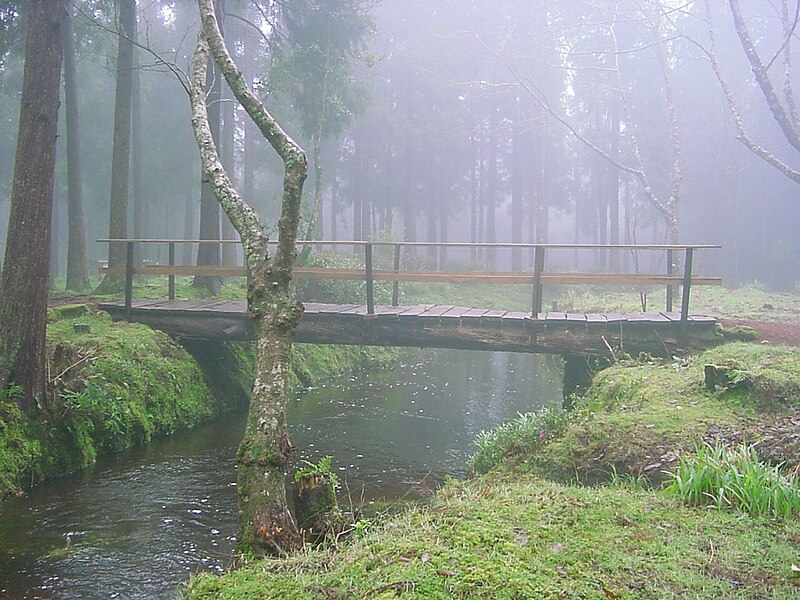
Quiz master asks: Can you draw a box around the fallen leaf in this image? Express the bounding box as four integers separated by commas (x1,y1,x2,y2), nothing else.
548,542,565,553
603,589,620,599
556,565,567,576
792,564,800,576
436,569,456,577
420,552,431,563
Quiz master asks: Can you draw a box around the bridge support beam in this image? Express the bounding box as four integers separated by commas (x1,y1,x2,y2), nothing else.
562,354,603,410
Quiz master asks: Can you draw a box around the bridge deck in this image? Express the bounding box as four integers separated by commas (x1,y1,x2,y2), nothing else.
99,299,720,357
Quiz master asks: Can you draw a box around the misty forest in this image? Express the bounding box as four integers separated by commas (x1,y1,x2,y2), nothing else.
2,1,800,598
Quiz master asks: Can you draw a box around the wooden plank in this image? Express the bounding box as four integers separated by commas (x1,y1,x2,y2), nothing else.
481,310,507,321
543,312,567,321
341,305,369,315
130,299,171,308
689,315,717,323
502,311,529,322
624,313,656,322
373,305,407,317
463,308,490,318
321,304,360,314
565,313,587,322
661,312,683,322
98,263,723,288
398,305,432,317
419,305,454,317
643,312,671,323
604,313,626,323
440,306,471,318
585,313,608,323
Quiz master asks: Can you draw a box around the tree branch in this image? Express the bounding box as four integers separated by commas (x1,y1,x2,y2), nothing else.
729,0,800,153
197,0,307,276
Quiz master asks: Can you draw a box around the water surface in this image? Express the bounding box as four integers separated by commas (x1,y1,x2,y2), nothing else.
0,349,562,599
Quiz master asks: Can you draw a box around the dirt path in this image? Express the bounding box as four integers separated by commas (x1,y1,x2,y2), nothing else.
721,318,800,347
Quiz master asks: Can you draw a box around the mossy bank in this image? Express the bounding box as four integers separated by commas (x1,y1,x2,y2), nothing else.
472,342,800,484
0,305,392,502
186,341,800,598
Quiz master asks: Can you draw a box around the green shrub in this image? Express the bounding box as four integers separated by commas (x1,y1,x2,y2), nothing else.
468,409,568,475
669,443,800,518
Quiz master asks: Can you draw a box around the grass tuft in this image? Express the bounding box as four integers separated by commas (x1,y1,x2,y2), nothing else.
669,443,800,518
468,409,568,475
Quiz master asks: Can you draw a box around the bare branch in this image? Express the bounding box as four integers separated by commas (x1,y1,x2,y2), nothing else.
703,0,800,184
728,0,800,153
197,0,306,275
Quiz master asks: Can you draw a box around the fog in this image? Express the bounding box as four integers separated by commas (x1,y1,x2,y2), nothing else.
1,0,799,288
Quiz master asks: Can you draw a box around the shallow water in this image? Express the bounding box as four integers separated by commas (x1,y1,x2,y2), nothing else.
0,348,561,599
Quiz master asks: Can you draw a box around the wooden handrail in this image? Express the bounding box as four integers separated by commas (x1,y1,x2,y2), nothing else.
97,239,720,322
97,238,721,251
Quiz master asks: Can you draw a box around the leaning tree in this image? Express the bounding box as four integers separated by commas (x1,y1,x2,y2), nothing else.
191,0,308,554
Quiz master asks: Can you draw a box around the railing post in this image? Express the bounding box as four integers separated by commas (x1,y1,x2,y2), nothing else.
365,242,375,315
125,241,134,320
531,245,545,316
666,248,674,312
168,242,176,301
680,247,694,323
391,245,401,307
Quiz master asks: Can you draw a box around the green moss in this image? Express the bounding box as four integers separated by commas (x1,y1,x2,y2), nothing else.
0,308,240,499
185,476,800,599
477,343,800,485
0,305,397,500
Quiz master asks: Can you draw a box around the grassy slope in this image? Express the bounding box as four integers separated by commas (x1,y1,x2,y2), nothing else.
473,343,800,485
0,305,395,501
186,475,800,599
185,341,800,599
0,307,230,499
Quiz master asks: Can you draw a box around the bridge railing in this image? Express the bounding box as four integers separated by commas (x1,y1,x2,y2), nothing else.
97,239,721,322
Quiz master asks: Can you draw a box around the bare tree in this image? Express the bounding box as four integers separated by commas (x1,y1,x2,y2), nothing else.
699,0,800,184
496,1,683,243
191,0,308,555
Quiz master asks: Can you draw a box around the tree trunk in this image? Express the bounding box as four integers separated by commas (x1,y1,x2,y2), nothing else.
0,0,66,410
330,161,339,240
63,7,89,292
221,85,238,267
193,0,225,295
131,11,145,266
182,162,195,266
511,113,523,271
236,315,303,554
192,0,308,554
95,0,135,294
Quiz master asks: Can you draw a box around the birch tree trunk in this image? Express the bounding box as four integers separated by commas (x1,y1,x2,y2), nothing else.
192,0,308,555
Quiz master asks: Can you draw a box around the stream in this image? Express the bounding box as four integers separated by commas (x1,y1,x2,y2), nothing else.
0,348,562,599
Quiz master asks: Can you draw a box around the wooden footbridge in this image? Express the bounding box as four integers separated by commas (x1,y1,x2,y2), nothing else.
97,240,722,359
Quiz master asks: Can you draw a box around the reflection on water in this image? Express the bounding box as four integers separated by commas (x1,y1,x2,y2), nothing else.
288,349,563,501
0,349,561,599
